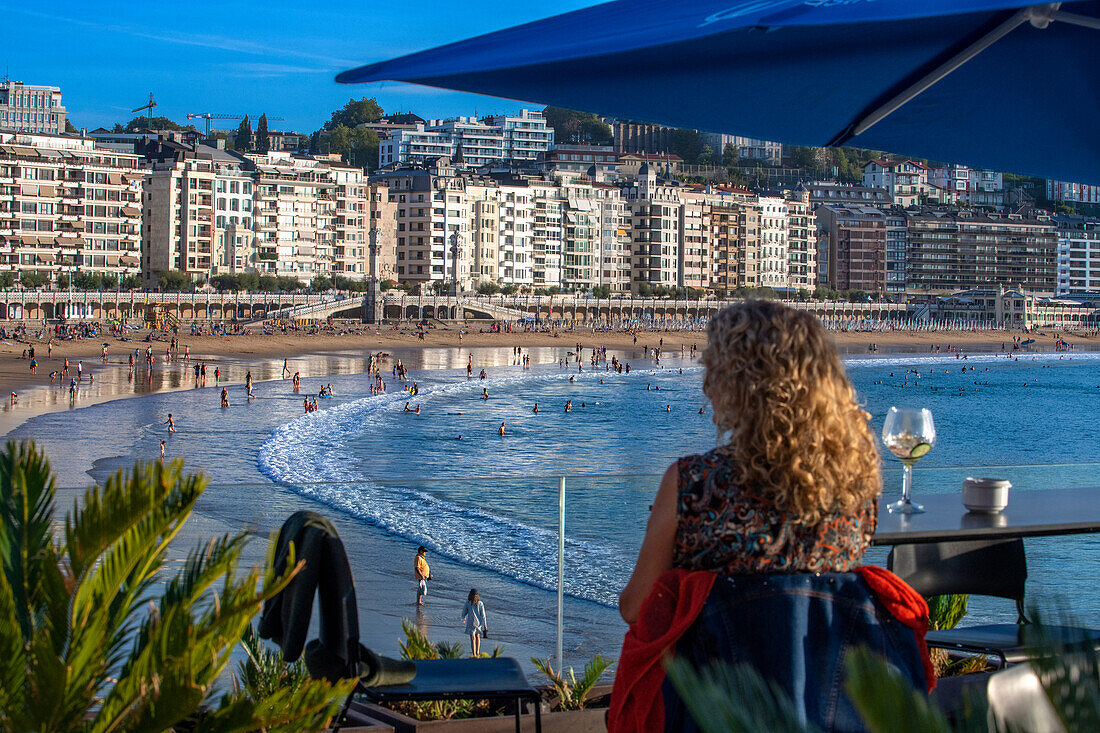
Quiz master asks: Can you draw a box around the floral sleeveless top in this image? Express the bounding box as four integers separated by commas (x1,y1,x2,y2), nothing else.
673,449,876,575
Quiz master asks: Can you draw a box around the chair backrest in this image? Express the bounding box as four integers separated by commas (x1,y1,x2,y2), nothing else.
887,538,1028,621
986,662,1067,732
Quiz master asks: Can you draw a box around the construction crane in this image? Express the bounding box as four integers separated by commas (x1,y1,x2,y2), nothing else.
131,93,157,129
186,112,285,137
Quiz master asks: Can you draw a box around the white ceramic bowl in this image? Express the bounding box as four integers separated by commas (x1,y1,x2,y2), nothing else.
962,477,1011,513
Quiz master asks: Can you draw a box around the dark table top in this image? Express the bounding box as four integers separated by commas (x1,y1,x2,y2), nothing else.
871,487,1100,545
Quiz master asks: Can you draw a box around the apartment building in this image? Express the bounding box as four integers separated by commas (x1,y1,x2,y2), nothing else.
757,196,789,290
622,164,682,291
0,132,141,290
884,210,909,294
1047,180,1100,205
678,189,712,291
594,183,632,291
0,81,66,136
495,176,537,288
537,144,619,177
378,110,553,169
531,179,565,288
927,164,1004,207
247,152,337,280
817,204,888,293
808,182,892,207
786,190,817,292
905,209,1058,295
862,159,928,207
486,110,554,163
1055,215,1100,295
709,202,760,292
375,158,477,290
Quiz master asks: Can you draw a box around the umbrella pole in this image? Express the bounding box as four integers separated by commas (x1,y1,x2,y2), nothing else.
838,6,1039,142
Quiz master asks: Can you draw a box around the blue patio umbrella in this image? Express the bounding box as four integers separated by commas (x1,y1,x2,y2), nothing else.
337,1,1100,184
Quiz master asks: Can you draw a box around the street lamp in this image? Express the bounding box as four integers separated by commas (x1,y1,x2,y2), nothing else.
449,230,463,297
366,226,380,323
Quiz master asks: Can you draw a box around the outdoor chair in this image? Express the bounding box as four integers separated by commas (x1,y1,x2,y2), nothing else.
259,510,542,733
887,538,1100,666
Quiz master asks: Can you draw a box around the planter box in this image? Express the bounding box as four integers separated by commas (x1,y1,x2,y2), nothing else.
356,702,607,733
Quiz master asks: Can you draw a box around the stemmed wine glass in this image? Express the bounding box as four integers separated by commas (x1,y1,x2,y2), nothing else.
881,407,936,514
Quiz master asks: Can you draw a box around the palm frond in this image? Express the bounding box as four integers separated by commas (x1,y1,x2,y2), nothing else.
0,442,351,733
0,439,64,643
572,654,612,708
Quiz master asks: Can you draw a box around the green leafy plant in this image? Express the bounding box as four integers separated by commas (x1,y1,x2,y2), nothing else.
0,439,354,732
233,622,313,703
531,654,613,710
390,619,504,721
925,594,991,677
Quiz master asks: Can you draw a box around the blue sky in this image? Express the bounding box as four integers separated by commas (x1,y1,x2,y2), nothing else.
2,0,602,133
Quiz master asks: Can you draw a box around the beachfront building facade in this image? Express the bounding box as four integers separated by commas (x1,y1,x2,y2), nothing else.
757,195,790,290
786,189,817,292
905,209,1058,295
622,164,683,291
0,132,142,289
678,189,713,292
245,152,337,281
0,81,66,136
139,139,382,285
816,204,888,293
709,202,760,292
1055,214,1100,296
931,287,1097,329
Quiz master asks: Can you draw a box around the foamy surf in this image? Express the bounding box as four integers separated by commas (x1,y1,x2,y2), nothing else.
258,370,638,606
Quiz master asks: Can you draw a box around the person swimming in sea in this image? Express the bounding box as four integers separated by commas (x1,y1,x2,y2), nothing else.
404,402,412,412
482,388,489,400
498,422,505,436
533,403,539,413
565,400,572,412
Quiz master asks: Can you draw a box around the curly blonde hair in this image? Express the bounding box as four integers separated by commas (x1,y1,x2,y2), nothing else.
702,300,880,525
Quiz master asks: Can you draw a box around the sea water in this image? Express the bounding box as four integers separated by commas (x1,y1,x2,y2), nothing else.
14,347,1100,650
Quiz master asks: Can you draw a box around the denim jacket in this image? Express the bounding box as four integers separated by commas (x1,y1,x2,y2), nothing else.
663,572,927,733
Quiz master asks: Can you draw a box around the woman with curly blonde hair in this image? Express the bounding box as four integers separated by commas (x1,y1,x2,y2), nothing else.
611,301,928,733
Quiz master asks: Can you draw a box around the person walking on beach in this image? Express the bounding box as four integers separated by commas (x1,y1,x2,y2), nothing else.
160,440,165,461
462,589,488,656
282,358,290,378
415,546,431,606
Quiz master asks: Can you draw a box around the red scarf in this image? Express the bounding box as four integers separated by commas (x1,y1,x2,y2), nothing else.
855,565,936,691
607,570,716,733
